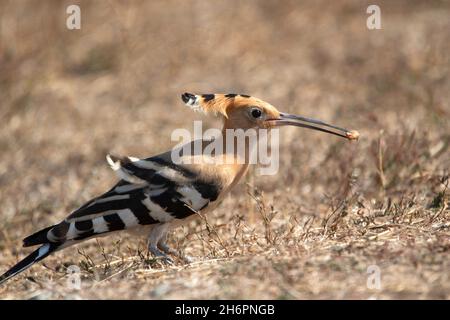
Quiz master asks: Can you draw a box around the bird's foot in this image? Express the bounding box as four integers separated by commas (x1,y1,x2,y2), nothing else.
159,242,178,255
158,242,194,264
148,245,174,265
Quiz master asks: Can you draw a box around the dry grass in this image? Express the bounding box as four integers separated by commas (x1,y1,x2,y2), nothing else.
0,0,449,299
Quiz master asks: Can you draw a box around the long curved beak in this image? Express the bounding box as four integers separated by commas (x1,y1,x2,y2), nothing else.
269,112,359,140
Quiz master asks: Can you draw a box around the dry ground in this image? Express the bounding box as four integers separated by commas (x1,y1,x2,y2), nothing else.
0,0,449,299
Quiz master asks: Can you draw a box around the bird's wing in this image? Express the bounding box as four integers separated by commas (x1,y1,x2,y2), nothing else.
42,154,222,244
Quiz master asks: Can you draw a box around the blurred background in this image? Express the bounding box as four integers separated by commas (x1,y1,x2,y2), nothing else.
0,0,449,299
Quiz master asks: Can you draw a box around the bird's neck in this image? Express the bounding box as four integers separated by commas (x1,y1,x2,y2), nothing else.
220,125,260,166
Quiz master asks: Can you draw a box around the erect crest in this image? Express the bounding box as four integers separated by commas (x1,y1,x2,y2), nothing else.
181,92,257,118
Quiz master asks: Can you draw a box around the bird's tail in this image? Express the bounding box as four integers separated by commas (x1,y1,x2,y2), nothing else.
0,243,59,285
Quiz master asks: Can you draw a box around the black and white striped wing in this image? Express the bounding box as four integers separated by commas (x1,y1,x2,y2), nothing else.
43,155,221,244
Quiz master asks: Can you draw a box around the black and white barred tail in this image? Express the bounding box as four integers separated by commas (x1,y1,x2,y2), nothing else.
0,243,60,285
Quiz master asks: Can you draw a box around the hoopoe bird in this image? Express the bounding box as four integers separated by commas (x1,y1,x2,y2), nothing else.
0,93,359,284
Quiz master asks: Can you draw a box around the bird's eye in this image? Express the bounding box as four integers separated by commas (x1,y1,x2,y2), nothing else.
250,108,262,119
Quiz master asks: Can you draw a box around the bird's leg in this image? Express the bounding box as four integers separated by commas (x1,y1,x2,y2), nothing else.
147,224,173,264
157,233,177,255
157,234,195,264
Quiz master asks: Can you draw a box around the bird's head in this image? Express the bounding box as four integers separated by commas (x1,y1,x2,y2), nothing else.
181,92,359,140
